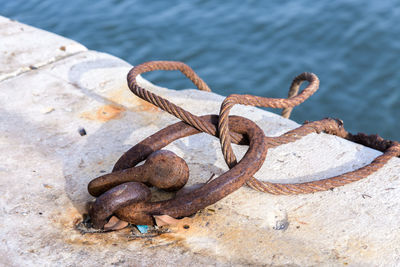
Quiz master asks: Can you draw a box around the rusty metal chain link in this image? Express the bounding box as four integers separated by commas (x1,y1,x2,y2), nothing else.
89,115,267,227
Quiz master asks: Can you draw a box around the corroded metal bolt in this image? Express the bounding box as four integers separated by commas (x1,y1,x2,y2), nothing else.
88,150,189,197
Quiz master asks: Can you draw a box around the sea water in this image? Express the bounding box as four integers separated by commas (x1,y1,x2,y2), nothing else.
2,0,399,140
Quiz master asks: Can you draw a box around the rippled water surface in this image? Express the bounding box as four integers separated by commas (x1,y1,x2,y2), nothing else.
2,0,399,139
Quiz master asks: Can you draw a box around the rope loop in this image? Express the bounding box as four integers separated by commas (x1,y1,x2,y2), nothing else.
126,61,399,195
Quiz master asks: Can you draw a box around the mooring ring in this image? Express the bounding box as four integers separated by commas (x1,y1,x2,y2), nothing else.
88,115,267,227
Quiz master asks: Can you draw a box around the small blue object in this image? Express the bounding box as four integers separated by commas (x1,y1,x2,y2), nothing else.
136,225,149,234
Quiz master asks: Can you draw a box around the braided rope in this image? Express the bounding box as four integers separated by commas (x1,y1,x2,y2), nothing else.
246,120,400,194
127,61,243,143
218,72,319,169
126,61,400,195
281,75,304,119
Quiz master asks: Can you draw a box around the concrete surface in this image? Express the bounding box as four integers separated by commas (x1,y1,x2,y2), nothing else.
1,16,399,266
0,16,86,81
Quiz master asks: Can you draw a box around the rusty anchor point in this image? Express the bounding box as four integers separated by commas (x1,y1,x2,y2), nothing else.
86,61,400,230
88,115,267,228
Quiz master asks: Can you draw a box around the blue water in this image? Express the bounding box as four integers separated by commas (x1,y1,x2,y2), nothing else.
2,0,399,140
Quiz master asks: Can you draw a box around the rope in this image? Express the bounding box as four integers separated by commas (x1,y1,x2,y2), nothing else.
127,61,400,194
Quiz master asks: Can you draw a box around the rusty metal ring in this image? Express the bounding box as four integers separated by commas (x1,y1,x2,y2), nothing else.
88,115,267,227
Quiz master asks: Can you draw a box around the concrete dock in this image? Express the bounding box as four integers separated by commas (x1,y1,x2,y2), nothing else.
1,16,399,266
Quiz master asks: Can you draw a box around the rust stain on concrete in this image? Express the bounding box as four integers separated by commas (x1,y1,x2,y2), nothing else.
95,105,125,121
107,86,160,113
81,104,125,122
80,86,161,123
52,204,379,266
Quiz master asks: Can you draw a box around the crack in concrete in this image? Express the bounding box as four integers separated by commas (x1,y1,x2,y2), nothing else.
0,50,87,83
